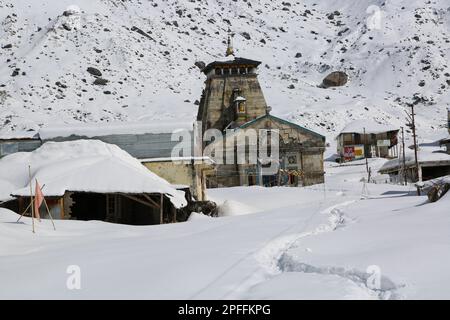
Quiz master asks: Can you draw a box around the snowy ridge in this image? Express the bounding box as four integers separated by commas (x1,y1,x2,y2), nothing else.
0,0,449,143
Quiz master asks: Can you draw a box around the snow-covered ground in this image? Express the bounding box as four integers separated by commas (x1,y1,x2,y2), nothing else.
1,0,449,299
1,158,449,300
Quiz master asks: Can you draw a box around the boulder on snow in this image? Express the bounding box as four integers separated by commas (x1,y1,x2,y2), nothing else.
320,71,348,88
93,78,109,85
63,5,81,17
87,67,102,77
194,61,205,70
241,32,251,40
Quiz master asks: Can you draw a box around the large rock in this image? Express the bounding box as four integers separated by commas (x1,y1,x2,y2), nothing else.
321,71,348,88
194,61,205,70
93,78,109,85
87,67,102,77
241,32,251,40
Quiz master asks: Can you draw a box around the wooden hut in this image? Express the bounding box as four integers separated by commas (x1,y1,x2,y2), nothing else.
1,140,187,225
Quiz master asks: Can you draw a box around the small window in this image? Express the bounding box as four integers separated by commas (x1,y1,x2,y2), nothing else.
237,101,246,114
343,133,353,144
215,68,221,75
231,68,238,75
239,68,247,74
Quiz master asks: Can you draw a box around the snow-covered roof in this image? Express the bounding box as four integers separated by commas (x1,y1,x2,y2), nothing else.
0,140,186,207
440,135,450,144
379,146,450,173
234,96,246,102
339,120,399,135
0,131,39,140
39,121,193,140
0,179,16,202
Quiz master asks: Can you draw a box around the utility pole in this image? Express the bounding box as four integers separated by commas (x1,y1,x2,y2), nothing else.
406,103,421,195
401,126,407,186
363,127,369,181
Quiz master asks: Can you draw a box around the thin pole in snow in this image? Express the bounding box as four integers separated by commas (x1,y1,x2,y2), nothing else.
28,165,35,233
363,127,369,181
42,192,56,231
160,194,163,224
408,104,421,195
401,126,407,186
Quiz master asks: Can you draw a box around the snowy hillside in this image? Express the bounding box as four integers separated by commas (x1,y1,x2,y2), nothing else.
1,0,449,142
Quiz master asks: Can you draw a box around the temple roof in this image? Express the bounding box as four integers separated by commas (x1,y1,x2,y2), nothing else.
202,57,261,74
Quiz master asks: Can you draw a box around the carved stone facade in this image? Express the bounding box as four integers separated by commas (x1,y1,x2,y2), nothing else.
205,114,325,187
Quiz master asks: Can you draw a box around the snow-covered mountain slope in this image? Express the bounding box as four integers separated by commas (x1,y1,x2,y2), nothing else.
1,0,449,142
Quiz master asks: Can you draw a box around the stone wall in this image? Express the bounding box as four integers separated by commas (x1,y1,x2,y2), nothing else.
143,161,212,201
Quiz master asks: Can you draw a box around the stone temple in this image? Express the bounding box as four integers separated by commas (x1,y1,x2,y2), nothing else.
196,31,326,188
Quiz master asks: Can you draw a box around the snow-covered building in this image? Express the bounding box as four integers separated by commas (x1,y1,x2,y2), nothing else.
439,108,450,154
141,156,215,201
0,121,192,159
0,140,187,225
336,120,399,162
0,121,216,201
379,145,450,183
0,131,41,159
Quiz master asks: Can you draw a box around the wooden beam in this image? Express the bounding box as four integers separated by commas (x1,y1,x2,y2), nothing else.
160,194,163,224
142,194,160,209
171,205,177,223
43,197,56,230
59,198,65,219
119,193,158,209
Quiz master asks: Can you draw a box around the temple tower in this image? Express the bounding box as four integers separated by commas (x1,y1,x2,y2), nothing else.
196,30,268,133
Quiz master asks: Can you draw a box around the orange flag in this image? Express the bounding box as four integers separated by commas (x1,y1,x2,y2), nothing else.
34,179,44,221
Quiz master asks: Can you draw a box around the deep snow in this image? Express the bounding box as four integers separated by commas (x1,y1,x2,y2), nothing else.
1,0,450,300
1,158,449,299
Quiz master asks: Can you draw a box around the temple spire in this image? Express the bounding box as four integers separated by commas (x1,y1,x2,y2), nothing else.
225,28,235,57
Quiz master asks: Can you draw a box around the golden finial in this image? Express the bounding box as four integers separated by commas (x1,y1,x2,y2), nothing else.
225,28,234,57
